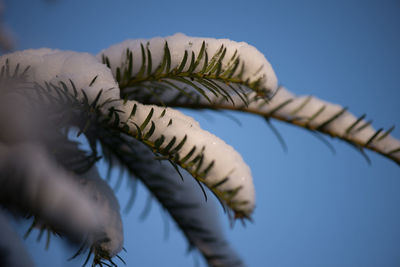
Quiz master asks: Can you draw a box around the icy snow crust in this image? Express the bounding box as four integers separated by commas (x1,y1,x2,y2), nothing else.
97,33,278,93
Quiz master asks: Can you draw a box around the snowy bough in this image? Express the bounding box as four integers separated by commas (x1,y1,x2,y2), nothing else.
0,33,399,267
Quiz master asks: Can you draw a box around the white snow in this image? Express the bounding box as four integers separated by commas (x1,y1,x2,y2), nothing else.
0,44,257,216
119,100,255,216
207,86,399,160
245,87,400,158
98,33,278,94
0,49,120,108
1,34,399,267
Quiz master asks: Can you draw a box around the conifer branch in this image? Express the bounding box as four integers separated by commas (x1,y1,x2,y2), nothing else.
27,76,254,219
2,33,398,267
98,34,278,106
98,133,245,267
112,101,254,219
159,87,400,165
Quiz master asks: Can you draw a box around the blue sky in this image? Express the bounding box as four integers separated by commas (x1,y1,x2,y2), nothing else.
3,0,400,266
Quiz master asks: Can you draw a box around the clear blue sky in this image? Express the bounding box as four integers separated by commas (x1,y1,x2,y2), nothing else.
4,0,400,266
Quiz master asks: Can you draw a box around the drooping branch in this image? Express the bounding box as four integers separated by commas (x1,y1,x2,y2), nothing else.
1,47,257,219
0,54,124,265
160,87,400,165
98,131,245,267
108,99,255,219
97,34,400,166
98,33,278,105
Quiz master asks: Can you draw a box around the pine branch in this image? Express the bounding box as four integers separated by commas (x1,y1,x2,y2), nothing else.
98,33,278,106
159,87,400,165
98,132,245,267
23,73,254,220
108,101,255,219
4,37,398,267
0,62,124,266
33,71,254,220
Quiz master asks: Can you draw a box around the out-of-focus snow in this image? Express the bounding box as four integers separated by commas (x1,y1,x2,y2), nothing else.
0,49,120,108
0,142,103,240
79,166,123,258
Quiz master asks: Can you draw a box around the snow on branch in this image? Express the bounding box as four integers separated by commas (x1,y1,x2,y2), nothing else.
0,50,126,264
0,47,257,219
253,88,400,164
3,33,397,266
99,136,245,267
0,49,120,108
98,33,278,105
114,100,255,219
163,87,400,164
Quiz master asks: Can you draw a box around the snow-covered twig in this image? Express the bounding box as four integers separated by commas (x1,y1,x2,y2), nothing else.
98,33,278,104
163,87,400,164
1,47,257,218
116,100,255,218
